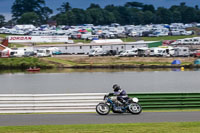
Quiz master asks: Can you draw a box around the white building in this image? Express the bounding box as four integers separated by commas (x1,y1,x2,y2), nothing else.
35,40,157,55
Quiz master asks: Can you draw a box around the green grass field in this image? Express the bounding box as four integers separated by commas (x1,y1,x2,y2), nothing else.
0,122,199,133
121,35,198,42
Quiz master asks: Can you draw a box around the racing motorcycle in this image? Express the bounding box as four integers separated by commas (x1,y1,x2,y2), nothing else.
96,94,142,115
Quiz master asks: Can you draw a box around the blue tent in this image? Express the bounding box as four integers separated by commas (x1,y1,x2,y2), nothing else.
164,25,170,29
171,60,181,65
92,38,99,40
194,59,200,65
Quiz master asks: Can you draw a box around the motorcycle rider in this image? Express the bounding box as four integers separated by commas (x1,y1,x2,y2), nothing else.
111,84,129,105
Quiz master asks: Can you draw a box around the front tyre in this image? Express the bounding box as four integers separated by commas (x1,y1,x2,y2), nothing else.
128,103,142,115
96,103,110,115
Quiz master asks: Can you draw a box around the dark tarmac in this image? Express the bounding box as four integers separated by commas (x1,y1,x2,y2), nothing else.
0,111,200,126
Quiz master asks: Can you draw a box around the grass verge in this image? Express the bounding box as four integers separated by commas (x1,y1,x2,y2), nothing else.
0,57,54,69
0,122,200,133
0,56,196,69
8,43,25,48
42,57,193,68
120,35,198,42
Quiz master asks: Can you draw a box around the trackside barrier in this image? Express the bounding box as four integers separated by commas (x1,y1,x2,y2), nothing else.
0,93,200,113
0,93,106,113
128,93,200,110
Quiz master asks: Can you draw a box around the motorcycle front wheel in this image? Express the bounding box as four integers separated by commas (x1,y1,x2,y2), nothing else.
96,103,110,115
128,103,142,115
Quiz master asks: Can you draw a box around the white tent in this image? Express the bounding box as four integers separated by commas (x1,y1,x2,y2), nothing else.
91,39,123,44
13,25,36,30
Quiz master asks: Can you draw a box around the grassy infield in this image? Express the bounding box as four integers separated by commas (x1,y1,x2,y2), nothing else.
0,122,199,133
0,34,199,132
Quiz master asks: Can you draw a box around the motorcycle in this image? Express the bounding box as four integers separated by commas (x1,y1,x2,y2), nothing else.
96,94,142,115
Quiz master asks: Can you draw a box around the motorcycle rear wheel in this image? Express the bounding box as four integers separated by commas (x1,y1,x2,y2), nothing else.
96,103,110,115
128,103,142,115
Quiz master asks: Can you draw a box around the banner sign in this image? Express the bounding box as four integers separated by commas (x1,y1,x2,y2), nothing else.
8,36,68,43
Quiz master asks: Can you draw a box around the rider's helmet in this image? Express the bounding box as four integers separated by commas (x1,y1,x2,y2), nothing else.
113,84,120,90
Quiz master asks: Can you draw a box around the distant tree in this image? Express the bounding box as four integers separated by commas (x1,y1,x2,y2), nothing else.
104,4,116,12
56,11,76,25
134,11,145,25
17,12,39,25
71,8,86,25
40,6,53,23
126,8,140,24
6,20,15,27
143,4,155,13
143,11,155,24
0,15,5,27
125,2,143,8
87,3,101,9
171,10,182,23
195,5,199,10
182,7,197,23
84,10,93,24
11,0,52,24
57,2,71,13
156,7,172,24
180,2,186,7
116,6,129,25
103,10,116,24
53,1,200,26
86,8,104,25
196,10,200,22
54,14,67,25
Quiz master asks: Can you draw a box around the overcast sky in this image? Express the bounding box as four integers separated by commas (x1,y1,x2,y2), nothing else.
0,0,199,21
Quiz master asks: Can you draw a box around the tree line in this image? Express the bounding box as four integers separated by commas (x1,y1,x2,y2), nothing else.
0,0,200,27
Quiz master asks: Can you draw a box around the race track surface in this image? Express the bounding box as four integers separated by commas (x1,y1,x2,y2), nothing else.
0,112,200,126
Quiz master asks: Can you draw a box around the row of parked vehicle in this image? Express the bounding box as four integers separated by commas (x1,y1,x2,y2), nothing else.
2,47,62,58
0,23,195,40
88,46,197,57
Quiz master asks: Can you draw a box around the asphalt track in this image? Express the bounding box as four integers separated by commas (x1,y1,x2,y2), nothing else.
0,111,200,126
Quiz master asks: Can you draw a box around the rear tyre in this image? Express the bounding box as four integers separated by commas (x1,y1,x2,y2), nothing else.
96,103,110,115
128,103,142,115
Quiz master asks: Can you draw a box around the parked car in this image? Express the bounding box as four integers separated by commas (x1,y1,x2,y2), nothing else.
23,51,36,57
100,50,117,56
193,50,200,57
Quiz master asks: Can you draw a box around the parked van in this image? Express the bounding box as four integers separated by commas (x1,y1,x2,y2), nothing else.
138,47,149,57
174,47,189,57
10,50,25,57
48,47,62,55
159,46,175,57
149,47,167,57
88,48,103,57
119,48,138,57
37,49,52,57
